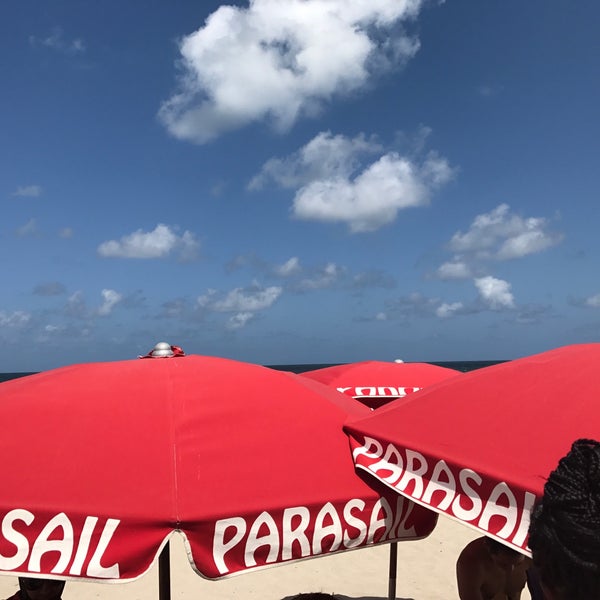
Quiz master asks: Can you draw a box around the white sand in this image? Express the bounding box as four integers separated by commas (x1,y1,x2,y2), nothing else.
0,517,532,600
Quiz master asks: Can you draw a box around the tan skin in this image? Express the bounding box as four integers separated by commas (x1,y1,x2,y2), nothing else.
456,537,532,600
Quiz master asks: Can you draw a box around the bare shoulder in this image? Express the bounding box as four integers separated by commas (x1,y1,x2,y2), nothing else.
456,538,488,599
458,537,489,566
457,537,488,582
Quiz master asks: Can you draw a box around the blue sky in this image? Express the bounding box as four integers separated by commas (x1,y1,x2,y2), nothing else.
1,0,599,372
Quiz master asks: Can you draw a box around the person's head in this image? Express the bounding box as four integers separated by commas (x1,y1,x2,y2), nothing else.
18,578,65,600
485,537,526,570
528,438,600,600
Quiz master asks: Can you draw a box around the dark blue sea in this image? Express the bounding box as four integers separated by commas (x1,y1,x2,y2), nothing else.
0,360,504,384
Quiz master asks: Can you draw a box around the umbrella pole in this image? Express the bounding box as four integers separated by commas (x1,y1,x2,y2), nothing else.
387,542,397,600
159,542,171,600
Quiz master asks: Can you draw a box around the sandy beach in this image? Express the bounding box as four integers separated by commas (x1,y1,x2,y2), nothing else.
0,517,533,600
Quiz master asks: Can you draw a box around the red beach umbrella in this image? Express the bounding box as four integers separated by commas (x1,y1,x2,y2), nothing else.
344,343,600,556
301,360,461,409
0,344,437,599
301,359,460,598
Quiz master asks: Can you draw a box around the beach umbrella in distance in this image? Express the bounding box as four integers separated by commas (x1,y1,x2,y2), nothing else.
301,360,461,409
301,359,460,598
0,343,437,600
344,343,600,556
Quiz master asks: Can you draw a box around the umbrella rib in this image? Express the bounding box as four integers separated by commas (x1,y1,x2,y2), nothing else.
167,367,180,526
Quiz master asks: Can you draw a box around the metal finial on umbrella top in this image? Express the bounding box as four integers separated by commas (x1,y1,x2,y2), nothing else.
139,342,186,358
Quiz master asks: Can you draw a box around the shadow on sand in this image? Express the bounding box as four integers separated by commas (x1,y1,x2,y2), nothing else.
282,596,415,600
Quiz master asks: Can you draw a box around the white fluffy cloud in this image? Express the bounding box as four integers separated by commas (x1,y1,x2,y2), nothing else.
294,152,453,232
436,204,563,281
474,276,515,310
252,131,454,232
97,224,199,260
159,0,423,143
449,204,563,260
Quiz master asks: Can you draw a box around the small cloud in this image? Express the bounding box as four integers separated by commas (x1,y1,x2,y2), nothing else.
515,304,553,324
119,290,146,310
158,0,424,143
436,260,472,280
97,289,123,316
275,257,301,277
178,231,201,261
227,312,254,330
11,185,42,197
386,292,442,319
196,282,282,330
434,204,563,279
159,298,189,319
44,324,63,334
225,254,257,273
62,289,125,319
71,39,85,53
211,285,282,312
350,270,396,290
386,285,515,321
0,310,31,328
297,262,343,291
197,288,217,309
29,28,85,55
97,224,199,260
16,218,37,237
210,181,226,197
448,204,563,260
59,227,73,239
33,282,66,297
36,323,92,343
65,291,87,318
228,252,394,295
436,302,464,318
477,84,503,97
375,312,387,321
474,276,515,310
585,293,600,308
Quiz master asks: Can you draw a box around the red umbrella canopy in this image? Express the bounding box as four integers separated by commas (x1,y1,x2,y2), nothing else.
0,353,436,583
302,361,461,408
344,344,600,556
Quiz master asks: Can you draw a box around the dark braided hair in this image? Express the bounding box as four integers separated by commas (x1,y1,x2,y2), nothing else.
528,439,600,600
